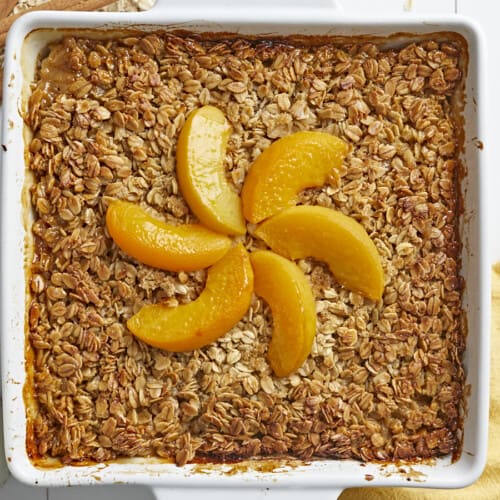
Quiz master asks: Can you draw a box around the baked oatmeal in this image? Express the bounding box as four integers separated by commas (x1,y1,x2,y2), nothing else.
25,32,465,466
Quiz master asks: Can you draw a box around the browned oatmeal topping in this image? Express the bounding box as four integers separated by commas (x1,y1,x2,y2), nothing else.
26,32,465,466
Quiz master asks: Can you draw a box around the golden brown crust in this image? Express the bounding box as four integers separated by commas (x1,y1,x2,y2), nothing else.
25,32,465,466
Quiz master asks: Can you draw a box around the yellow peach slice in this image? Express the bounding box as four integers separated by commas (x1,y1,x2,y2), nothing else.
254,206,384,301
241,131,348,224
176,105,246,235
251,251,316,377
127,244,253,352
106,200,232,272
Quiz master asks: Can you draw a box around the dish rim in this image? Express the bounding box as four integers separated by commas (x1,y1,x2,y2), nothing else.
0,7,490,491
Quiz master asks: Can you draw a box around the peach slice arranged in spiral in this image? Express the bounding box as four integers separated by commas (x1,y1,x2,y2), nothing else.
241,131,348,224
106,200,231,272
177,105,246,235
255,206,384,301
127,244,253,351
251,250,316,377
108,102,383,375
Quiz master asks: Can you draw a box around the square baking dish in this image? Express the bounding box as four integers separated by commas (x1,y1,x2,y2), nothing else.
0,1,490,498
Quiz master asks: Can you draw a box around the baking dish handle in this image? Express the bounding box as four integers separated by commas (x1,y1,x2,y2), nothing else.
152,487,344,500
151,0,343,11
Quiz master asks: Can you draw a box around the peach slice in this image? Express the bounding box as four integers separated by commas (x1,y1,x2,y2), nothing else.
255,206,384,301
106,200,232,272
241,131,348,224
251,250,316,377
127,244,253,352
177,105,246,235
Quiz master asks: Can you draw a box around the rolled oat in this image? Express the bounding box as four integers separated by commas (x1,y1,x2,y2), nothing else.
26,32,465,466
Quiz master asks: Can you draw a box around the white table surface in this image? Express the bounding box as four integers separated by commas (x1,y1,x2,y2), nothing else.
1,0,497,498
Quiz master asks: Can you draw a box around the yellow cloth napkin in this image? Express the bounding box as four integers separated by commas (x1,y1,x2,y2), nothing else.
340,265,500,499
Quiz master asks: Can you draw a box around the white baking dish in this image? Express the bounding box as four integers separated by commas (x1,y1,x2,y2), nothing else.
0,1,490,498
